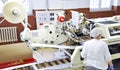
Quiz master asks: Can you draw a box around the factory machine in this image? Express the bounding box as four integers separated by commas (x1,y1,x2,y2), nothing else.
19,10,92,70
91,16,120,60
1,0,120,70
0,0,92,70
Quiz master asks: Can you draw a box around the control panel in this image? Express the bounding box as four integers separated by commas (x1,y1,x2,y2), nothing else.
36,10,65,29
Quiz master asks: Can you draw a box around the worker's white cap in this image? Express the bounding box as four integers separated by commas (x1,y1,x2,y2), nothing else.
90,27,102,38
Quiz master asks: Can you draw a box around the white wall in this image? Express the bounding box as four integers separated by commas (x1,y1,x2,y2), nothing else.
78,0,90,8
117,0,120,6
33,0,90,10
112,0,120,6
62,0,79,9
33,0,46,9
48,0,63,9
32,0,120,10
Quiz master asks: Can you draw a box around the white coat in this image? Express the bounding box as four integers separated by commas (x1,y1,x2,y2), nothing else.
81,39,112,69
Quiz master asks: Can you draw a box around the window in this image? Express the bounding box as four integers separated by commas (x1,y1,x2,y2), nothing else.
90,0,112,12
0,0,31,16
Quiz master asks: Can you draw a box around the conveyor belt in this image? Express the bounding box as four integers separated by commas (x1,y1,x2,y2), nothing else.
10,58,70,70
35,58,71,69
13,65,33,70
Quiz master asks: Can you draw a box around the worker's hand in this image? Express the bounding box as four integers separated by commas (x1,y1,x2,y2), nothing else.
108,64,114,70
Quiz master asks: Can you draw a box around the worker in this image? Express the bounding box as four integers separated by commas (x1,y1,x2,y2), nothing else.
81,27,114,70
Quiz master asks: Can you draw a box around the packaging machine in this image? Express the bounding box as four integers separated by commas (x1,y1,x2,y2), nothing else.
0,0,89,70
1,0,120,70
